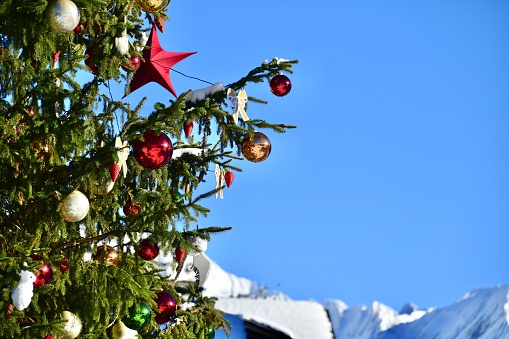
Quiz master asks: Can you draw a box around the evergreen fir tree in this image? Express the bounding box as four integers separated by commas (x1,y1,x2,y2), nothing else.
0,0,297,338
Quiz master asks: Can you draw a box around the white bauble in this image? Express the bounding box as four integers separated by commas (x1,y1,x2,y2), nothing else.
58,190,89,222
111,321,139,339
46,0,81,32
62,311,82,339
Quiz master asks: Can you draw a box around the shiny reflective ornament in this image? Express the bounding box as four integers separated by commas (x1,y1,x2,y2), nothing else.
111,321,138,339
241,132,272,163
43,336,54,339
134,0,170,13
31,255,52,289
58,190,89,222
123,302,151,330
154,291,177,324
123,199,141,216
62,311,82,339
270,74,292,97
138,239,159,261
133,130,173,169
92,245,120,266
205,328,216,339
121,56,141,72
46,0,81,33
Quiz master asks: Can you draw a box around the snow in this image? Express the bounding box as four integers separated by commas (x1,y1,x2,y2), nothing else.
505,291,509,325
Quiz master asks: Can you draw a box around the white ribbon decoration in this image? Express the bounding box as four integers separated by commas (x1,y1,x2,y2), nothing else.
226,88,249,124
115,137,129,178
215,164,225,199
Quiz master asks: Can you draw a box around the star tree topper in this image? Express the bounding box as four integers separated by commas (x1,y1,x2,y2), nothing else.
129,25,196,97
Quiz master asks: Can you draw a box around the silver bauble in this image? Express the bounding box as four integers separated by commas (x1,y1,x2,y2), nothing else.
46,0,81,32
62,311,82,339
58,190,89,222
111,321,139,339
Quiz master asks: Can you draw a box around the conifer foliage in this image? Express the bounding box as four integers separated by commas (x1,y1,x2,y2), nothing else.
0,0,297,338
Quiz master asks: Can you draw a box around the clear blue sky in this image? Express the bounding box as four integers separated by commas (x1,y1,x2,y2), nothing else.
116,1,509,311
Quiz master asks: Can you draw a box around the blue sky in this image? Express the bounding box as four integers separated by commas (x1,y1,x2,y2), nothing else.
117,1,509,311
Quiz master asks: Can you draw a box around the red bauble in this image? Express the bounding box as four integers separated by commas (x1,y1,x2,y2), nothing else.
154,291,177,324
121,56,141,72
59,253,70,272
109,163,121,182
74,21,88,35
133,130,173,169
85,46,99,75
270,74,292,97
175,246,186,264
31,255,52,288
138,239,159,261
43,335,54,339
224,171,234,188
183,121,193,138
123,199,141,216
27,106,36,117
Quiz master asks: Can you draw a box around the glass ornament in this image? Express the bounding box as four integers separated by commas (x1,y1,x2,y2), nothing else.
123,302,151,330
133,130,173,169
134,0,170,13
241,132,272,163
46,0,81,33
270,74,292,97
58,190,89,222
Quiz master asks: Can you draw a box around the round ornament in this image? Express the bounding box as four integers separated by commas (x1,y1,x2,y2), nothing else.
92,245,119,266
46,0,81,33
154,291,177,324
133,130,173,169
43,336,54,339
122,302,151,331
241,132,271,163
269,74,292,97
123,199,141,216
111,321,138,339
138,239,159,261
121,56,141,72
134,0,170,13
58,190,89,222
62,311,82,339
34,262,53,288
205,328,216,339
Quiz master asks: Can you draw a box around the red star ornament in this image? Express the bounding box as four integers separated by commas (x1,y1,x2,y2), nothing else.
129,25,196,97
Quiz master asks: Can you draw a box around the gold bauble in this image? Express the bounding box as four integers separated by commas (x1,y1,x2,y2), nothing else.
134,0,170,13
111,321,138,339
62,311,82,339
92,245,120,266
241,131,272,163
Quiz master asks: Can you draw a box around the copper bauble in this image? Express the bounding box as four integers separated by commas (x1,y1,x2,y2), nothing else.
92,245,119,266
138,239,159,261
133,130,173,169
241,132,271,163
154,291,177,324
269,74,292,97
46,0,81,33
134,0,170,13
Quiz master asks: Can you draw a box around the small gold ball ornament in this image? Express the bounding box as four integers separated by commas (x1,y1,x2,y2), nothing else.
46,0,81,32
241,131,272,163
58,190,89,222
134,0,170,13
61,311,82,339
111,321,138,339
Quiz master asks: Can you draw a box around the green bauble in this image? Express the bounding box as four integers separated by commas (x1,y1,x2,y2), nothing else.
205,328,215,339
122,302,151,331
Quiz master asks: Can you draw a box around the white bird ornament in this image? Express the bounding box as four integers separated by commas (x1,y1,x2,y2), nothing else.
11,270,36,311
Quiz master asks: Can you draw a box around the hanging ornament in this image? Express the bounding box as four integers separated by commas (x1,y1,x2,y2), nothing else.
154,291,177,324
121,56,141,72
123,199,141,216
62,311,82,339
59,253,70,272
226,88,249,124
133,130,173,169
138,239,159,261
92,245,119,266
241,131,272,163
52,51,60,68
187,236,207,256
58,190,89,222
122,302,151,331
73,20,87,35
85,45,99,75
11,270,36,310
27,106,36,117
111,321,138,339
270,74,292,97
175,246,186,264
109,163,121,182
43,336,55,339
128,25,195,97
134,0,170,13
32,139,52,160
183,121,193,138
31,255,53,289
115,25,129,55
115,136,130,178
214,164,224,199
154,16,165,32
46,0,81,33
224,171,234,188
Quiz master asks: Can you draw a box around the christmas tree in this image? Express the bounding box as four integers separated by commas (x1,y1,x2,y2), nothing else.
0,0,297,338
